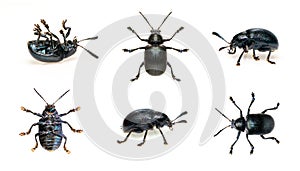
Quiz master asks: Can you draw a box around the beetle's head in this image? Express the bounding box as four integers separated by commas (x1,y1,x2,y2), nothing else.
230,32,250,52
155,113,172,129
232,117,246,132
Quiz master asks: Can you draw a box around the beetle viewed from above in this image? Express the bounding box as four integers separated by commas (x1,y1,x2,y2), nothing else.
123,12,189,82
117,109,188,146
28,19,98,62
214,92,280,154
19,88,82,154
212,28,278,66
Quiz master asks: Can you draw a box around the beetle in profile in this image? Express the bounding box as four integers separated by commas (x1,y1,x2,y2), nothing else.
214,92,280,154
117,109,188,146
28,19,98,62
212,28,278,66
123,12,189,82
19,88,82,154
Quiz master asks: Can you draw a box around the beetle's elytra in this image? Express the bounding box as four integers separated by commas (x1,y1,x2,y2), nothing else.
28,19,98,62
117,109,188,146
215,92,280,154
213,28,278,66
123,12,189,82
19,89,82,154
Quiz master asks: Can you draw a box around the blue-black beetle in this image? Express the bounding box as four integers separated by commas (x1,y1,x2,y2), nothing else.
212,28,278,65
117,109,187,146
123,12,189,82
28,19,98,62
19,88,82,154
215,92,280,154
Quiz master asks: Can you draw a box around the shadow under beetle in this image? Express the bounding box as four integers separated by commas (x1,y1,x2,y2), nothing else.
117,109,187,146
123,12,189,82
215,92,280,154
212,28,278,66
28,19,98,62
19,88,82,154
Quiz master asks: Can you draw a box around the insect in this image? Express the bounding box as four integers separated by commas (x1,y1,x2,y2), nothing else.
117,109,187,146
28,19,98,62
212,28,278,66
214,92,280,154
19,88,82,154
123,12,189,82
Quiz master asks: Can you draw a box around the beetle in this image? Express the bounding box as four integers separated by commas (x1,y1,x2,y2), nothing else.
19,88,82,154
123,12,189,82
214,92,280,154
212,28,278,66
28,19,98,62
117,109,187,146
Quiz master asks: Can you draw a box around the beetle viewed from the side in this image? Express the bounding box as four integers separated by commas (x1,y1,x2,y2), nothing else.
19,88,82,154
117,109,188,146
215,92,280,154
212,28,278,66
123,12,189,82
28,19,98,62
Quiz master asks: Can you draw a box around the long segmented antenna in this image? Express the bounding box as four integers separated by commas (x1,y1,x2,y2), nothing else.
215,108,231,122
78,36,98,43
34,88,48,105
77,44,99,58
139,11,154,30
212,32,230,44
52,90,70,105
172,111,188,124
157,11,172,30
214,125,231,137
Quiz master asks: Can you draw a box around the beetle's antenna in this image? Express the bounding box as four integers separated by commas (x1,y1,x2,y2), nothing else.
77,44,99,59
139,12,154,30
77,36,98,43
214,125,231,137
34,88,49,105
52,90,70,105
215,108,231,122
172,111,188,124
212,32,230,44
157,11,172,30
219,46,230,51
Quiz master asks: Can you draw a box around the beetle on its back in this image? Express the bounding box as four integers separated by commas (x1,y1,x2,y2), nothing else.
212,28,278,66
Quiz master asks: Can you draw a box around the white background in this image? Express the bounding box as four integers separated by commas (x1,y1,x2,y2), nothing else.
1,0,299,170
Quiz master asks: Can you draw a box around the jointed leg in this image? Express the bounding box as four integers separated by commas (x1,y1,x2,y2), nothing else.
137,130,148,146
261,135,280,144
123,47,146,53
163,27,184,42
229,96,243,117
127,27,148,42
19,122,40,136
236,51,245,66
158,128,168,145
247,92,255,116
117,130,133,144
229,131,241,154
31,133,40,152
262,103,280,114
167,62,181,81
267,50,275,64
130,62,144,82
253,49,260,60
165,46,188,53
62,19,71,38
61,120,83,133
21,106,42,117
246,134,254,154
59,107,80,117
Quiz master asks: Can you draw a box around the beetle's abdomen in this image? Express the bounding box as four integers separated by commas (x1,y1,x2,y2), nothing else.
144,47,167,76
39,133,62,151
246,114,275,135
246,28,279,51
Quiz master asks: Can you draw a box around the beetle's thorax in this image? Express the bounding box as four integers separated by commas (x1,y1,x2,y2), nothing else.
154,113,172,128
232,117,246,132
43,105,58,116
148,32,163,45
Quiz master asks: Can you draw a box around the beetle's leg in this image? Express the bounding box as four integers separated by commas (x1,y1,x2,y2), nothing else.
158,128,168,145
260,135,280,144
126,27,148,42
62,19,71,38
229,131,241,154
229,96,243,117
165,46,189,53
31,133,40,152
117,130,133,144
167,62,181,81
262,103,280,114
266,50,276,64
52,132,71,154
20,106,43,117
246,134,254,154
253,49,260,60
59,30,67,45
19,122,40,136
137,130,148,146
247,92,255,116
130,62,144,82
60,120,83,133
163,27,184,42
123,46,146,53
236,51,245,66
59,107,80,117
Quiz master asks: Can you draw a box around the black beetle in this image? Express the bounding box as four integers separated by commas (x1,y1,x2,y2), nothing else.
212,28,278,66
214,92,280,154
123,12,189,82
19,88,82,154
117,109,187,146
28,19,98,62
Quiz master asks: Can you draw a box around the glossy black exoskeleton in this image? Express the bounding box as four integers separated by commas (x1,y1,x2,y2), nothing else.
19,89,82,154
117,109,187,146
212,28,278,65
123,12,189,82
28,19,98,62
215,92,280,154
